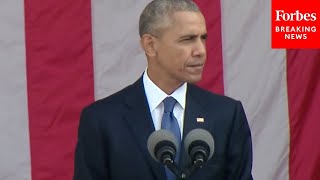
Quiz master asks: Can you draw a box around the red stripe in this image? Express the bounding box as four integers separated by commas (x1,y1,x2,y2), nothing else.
287,49,320,180
193,0,224,95
24,0,94,179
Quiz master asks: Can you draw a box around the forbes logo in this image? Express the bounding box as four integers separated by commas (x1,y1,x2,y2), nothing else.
275,10,317,21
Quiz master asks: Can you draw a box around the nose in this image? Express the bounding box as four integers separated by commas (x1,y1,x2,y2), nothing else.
192,38,206,58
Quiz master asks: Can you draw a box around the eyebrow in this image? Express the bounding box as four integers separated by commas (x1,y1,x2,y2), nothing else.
179,33,208,40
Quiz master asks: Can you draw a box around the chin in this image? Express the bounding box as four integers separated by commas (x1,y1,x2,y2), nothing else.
185,76,202,84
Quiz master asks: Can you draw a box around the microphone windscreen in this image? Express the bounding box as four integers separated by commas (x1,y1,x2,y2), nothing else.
147,129,179,162
184,128,214,160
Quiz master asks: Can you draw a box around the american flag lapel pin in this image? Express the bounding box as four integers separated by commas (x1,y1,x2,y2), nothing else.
196,117,204,123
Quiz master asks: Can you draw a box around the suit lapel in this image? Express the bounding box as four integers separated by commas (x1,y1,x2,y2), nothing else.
179,84,212,169
124,78,166,180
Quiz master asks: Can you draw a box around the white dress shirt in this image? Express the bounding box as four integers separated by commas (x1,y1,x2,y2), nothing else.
143,69,186,138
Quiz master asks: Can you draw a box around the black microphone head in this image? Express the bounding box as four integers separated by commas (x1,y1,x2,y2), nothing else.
147,129,179,162
184,128,214,161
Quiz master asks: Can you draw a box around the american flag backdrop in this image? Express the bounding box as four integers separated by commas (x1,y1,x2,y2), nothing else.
0,0,319,180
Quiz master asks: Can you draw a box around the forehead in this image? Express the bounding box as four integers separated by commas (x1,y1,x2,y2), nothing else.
164,11,207,35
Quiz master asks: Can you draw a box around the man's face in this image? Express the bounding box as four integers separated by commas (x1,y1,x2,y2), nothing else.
149,11,207,87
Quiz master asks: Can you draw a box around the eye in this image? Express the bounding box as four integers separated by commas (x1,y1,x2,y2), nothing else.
182,37,192,41
201,34,208,41
181,36,196,42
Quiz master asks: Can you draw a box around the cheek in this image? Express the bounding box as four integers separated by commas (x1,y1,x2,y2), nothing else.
173,49,189,68
161,45,190,73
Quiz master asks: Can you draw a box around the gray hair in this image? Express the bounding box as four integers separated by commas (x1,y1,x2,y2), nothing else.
139,0,200,37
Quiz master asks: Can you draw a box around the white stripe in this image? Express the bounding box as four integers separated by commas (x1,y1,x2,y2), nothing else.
92,0,150,100
221,1,289,180
0,1,31,180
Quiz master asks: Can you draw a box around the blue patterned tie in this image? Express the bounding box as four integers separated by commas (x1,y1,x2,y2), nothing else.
161,97,181,180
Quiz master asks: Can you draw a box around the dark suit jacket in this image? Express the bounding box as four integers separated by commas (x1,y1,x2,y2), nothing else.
73,77,253,180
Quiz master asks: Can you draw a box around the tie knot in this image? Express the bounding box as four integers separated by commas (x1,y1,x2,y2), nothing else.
163,97,177,113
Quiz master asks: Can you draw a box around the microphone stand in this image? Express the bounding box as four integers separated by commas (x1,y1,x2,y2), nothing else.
163,156,187,180
182,158,204,179
162,153,206,180
163,158,205,180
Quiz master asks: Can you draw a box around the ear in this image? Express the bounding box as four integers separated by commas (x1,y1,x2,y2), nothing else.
140,34,157,57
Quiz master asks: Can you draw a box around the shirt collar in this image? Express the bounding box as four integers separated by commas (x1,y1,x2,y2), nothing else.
143,69,187,111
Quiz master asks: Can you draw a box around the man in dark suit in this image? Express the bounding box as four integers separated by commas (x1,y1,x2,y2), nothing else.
73,0,253,180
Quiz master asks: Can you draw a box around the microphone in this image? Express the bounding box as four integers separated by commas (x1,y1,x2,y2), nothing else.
184,128,214,168
147,130,184,179
147,129,179,164
147,129,214,180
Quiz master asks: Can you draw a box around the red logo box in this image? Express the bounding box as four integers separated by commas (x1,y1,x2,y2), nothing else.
272,0,320,48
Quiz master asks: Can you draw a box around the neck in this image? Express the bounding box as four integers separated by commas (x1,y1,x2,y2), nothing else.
146,69,183,95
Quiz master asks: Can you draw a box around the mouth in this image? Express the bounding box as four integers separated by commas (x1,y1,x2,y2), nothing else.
186,63,204,72
187,63,204,68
